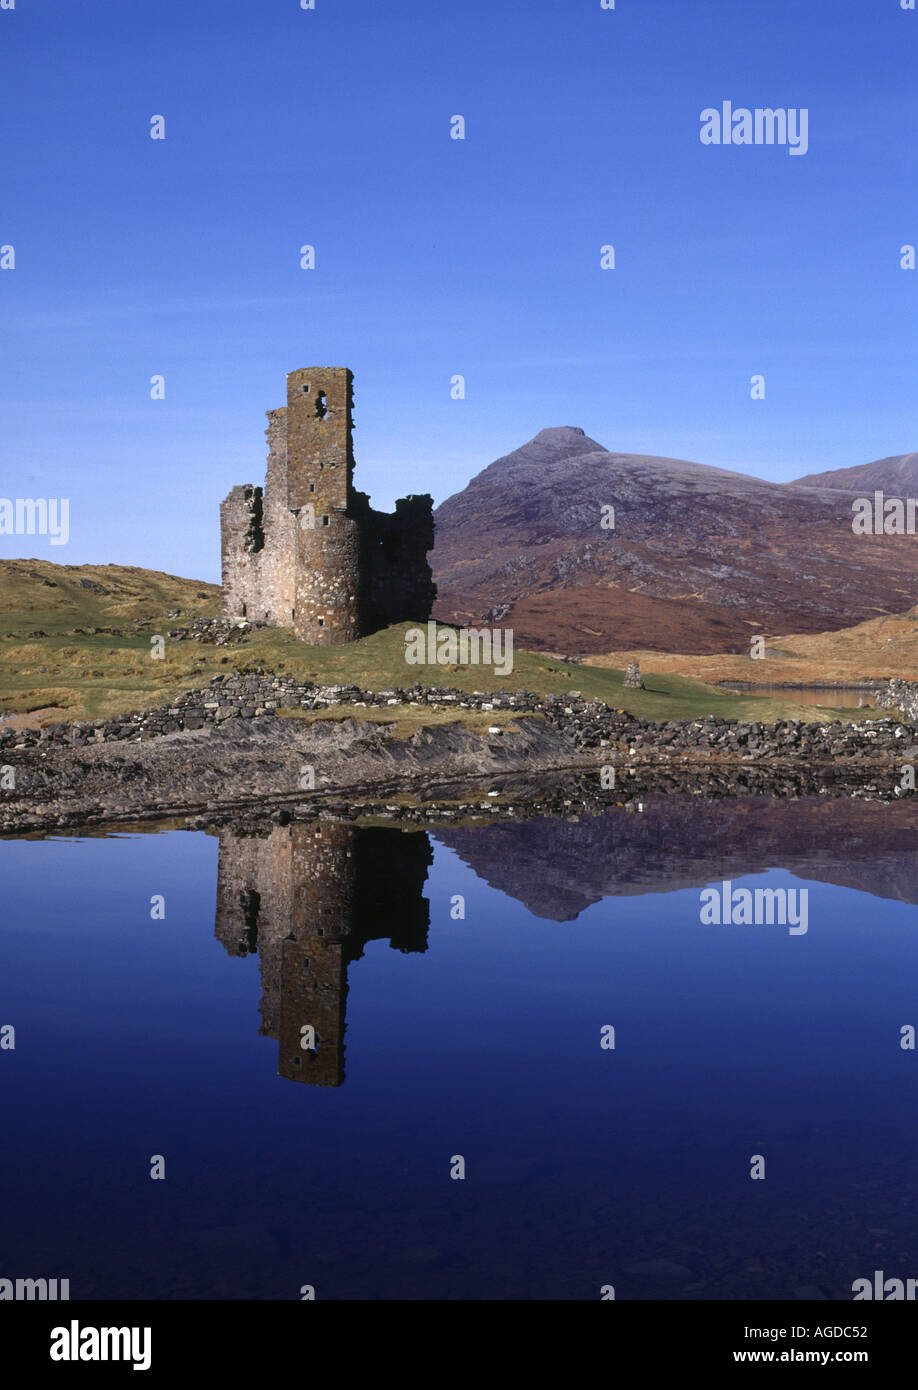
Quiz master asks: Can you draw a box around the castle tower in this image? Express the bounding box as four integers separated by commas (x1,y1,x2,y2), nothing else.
284,367,353,512
286,368,361,644
220,367,435,644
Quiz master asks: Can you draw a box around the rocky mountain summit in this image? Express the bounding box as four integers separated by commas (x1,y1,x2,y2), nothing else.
432,431,918,654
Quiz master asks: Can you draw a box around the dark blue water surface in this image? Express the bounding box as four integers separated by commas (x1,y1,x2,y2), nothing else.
2,800,918,1300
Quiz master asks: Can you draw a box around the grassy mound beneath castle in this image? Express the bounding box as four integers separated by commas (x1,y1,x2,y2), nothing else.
268,624,854,723
0,560,882,727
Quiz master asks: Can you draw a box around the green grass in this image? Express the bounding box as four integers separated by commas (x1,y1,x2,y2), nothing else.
276,705,535,738
0,562,890,726
0,559,222,722
0,558,219,628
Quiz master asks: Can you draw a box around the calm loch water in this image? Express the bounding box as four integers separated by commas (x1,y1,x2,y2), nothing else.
718,684,878,710
2,798,918,1300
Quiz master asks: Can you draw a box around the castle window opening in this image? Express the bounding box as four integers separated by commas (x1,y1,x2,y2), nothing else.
322,515,329,526
314,390,327,419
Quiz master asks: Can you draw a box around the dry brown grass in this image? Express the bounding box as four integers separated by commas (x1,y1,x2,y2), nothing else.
586,607,918,687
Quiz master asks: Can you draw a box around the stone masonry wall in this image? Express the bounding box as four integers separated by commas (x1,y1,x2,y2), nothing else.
259,408,296,626
363,494,437,631
220,368,434,644
294,508,362,644
219,485,264,621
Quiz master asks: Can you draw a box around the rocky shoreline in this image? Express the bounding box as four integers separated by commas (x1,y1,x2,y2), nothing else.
1,670,914,751
1,672,917,833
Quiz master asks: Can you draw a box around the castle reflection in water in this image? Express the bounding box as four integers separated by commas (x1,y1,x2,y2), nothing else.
213,791,918,1088
215,824,432,1087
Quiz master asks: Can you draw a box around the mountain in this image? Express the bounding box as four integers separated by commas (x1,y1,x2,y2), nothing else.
431,430,918,655
790,453,918,492
435,796,918,922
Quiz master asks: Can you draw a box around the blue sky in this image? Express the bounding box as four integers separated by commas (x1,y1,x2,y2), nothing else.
1,0,915,580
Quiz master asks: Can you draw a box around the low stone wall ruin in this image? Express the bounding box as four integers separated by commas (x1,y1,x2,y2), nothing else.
4,673,918,767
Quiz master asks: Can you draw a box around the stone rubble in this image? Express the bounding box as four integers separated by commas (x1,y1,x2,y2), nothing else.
3,671,917,768
165,617,267,646
873,678,918,722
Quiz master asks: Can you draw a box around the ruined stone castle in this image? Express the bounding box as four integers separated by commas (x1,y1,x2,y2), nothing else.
220,368,435,643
